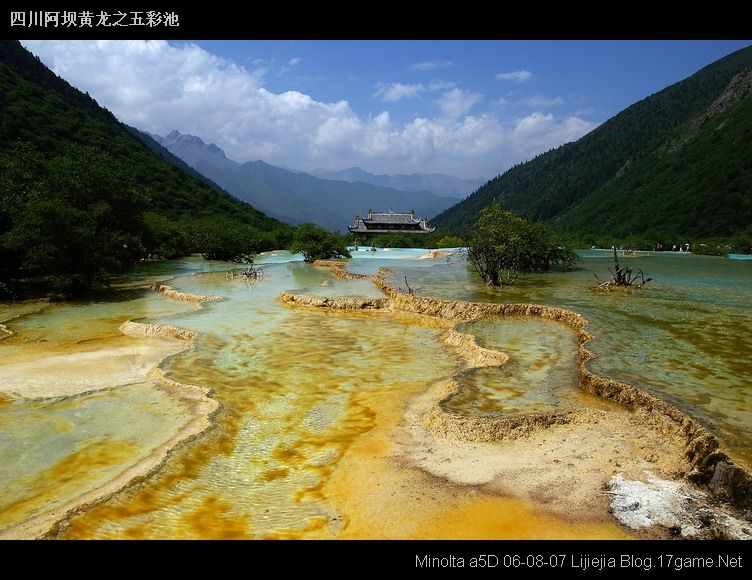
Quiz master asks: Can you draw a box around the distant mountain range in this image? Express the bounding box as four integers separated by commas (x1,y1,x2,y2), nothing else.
148,131,458,232
434,44,752,243
310,167,484,199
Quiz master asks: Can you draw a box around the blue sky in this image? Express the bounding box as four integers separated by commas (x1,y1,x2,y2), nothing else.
23,40,751,179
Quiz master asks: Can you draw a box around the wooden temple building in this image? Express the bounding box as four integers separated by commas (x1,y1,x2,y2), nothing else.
348,209,435,235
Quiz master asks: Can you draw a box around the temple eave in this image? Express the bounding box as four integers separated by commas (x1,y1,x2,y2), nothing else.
348,226,435,234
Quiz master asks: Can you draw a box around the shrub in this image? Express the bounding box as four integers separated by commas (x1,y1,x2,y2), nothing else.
468,200,577,286
289,223,351,262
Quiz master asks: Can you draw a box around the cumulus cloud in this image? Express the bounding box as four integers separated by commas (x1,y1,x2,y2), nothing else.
21,41,596,179
496,69,533,82
507,112,596,156
374,82,424,102
288,57,301,66
410,60,453,72
435,88,483,119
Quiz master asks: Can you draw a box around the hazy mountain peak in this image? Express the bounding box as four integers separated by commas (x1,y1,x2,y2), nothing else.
162,130,229,160
310,166,484,199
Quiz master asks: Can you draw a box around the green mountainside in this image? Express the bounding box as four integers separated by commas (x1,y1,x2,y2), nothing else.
433,45,752,248
0,40,291,296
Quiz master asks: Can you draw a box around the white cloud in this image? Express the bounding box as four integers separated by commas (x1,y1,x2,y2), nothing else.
20,41,596,179
516,95,564,108
435,88,483,119
374,82,424,103
496,69,533,82
428,79,456,91
374,79,458,102
410,60,453,72
507,112,596,156
288,57,301,66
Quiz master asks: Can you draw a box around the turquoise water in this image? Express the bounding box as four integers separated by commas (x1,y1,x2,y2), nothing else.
168,249,752,465
448,317,585,416
374,249,752,465
0,382,193,530
0,248,749,538
58,259,457,538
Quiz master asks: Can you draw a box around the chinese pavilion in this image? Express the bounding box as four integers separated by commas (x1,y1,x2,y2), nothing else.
348,209,435,235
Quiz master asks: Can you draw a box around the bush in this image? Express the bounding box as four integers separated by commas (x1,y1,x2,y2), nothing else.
436,235,465,248
692,243,729,257
190,216,260,263
141,212,192,259
0,142,149,297
290,223,351,262
468,200,577,286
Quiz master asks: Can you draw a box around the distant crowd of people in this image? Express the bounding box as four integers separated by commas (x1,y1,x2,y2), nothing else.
593,243,694,253
653,242,691,252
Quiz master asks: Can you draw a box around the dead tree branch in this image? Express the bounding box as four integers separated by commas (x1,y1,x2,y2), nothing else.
597,246,652,290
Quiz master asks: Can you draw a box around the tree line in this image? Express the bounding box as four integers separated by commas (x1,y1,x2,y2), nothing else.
0,141,291,299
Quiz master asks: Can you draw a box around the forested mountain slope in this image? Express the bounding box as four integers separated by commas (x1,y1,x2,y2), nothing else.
0,40,290,296
434,45,752,244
